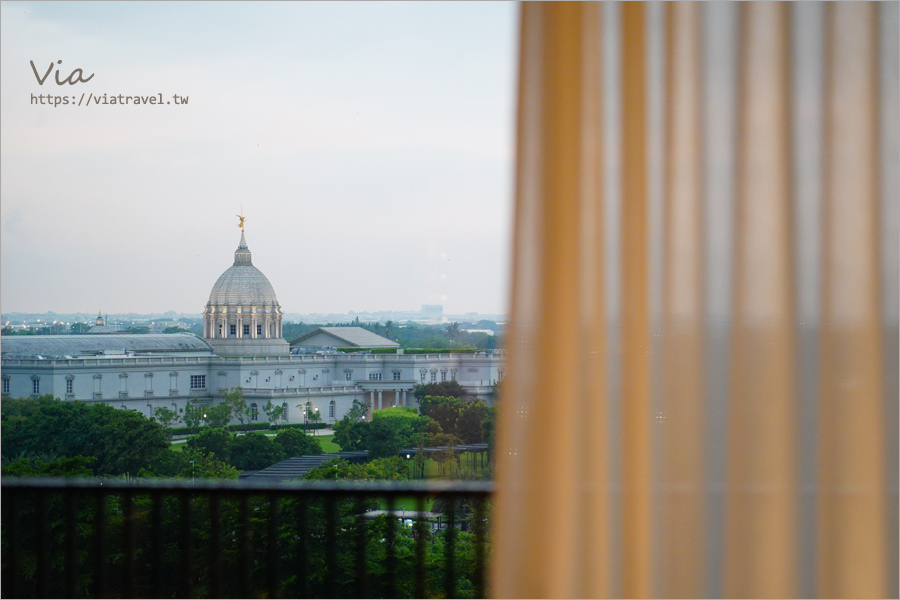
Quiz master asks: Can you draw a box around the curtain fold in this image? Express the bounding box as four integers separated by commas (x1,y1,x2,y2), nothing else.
492,2,897,598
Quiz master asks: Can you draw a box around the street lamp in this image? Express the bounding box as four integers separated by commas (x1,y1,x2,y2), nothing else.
406,454,411,480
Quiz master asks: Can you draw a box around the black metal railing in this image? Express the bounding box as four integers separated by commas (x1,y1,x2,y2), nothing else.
1,477,493,599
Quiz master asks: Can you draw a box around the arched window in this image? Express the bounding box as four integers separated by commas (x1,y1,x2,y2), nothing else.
250,402,258,421
282,402,289,422
329,400,335,418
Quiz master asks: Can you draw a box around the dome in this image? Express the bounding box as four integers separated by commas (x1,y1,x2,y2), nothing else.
206,232,280,307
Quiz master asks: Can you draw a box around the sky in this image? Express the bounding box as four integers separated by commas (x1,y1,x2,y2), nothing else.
0,1,518,316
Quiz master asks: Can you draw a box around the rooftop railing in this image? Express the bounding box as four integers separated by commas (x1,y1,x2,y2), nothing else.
1,477,492,599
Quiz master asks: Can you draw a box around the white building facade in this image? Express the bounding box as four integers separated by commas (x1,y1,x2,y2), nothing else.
1,230,503,424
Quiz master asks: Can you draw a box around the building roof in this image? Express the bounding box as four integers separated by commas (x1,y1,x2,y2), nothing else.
289,327,400,348
0,334,214,358
206,232,280,308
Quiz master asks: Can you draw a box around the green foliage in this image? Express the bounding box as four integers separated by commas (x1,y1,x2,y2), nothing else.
263,400,285,425
303,456,408,481
151,406,181,440
1,399,168,476
1,455,95,477
162,325,186,333
371,407,430,448
413,381,468,404
273,428,323,458
333,419,370,451
185,427,233,464
230,432,282,470
403,348,480,354
125,325,150,334
419,395,463,434
223,388,250,425
335,347,398,354
202,402,232,428
456,401,488,444
367,417,402,460
182,402,203,433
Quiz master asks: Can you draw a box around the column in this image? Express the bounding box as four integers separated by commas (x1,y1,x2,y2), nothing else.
402,390,407,406
237,315,243,338
377,390,383,411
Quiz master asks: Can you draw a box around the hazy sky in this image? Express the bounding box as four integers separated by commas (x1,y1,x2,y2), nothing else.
0,1,517,315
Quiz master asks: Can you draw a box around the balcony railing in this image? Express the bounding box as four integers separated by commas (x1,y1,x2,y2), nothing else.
1,477,492,599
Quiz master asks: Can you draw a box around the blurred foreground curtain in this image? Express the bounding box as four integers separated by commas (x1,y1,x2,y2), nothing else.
491,2,898,598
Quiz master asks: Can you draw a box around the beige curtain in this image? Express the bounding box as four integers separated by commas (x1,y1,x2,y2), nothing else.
491,2,898,598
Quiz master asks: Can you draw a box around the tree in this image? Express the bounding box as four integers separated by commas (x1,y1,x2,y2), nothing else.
447,322,461,341
420,396,463,436
273,428,322,458
162,325,185,334
367,417,402,460
186,428,233,464
151,406,181,440
203,402,232,429
263,401,285,426
456,401,488,444
2,455,95,478
333,419,370,451
183,402,203,434
413,381,468,406
230,432,282,470
223,388,251,425
307,404,322,435
304,456,408,481
345,398,368,422
70,322,91,334
1,400,168,477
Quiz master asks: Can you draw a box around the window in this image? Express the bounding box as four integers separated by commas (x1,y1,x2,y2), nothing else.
430,371,437,383
243,324,250,335
2,378,9,395
393,371,401,381
250,402,258,421
257,324,262,336
368,373,382,381
282,402,289,422
329,400,335,418
420,370,427,383
345,371,352,381
190,375,206,390
230,324,237,335
451,369,457,381
66,378,74,394
441,370,447,382
32,378,40,395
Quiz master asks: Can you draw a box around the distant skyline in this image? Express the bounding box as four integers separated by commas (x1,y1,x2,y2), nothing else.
0,2,517,315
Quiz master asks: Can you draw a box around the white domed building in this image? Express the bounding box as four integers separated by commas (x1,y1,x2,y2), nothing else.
1,220,503,428
202,232,289,357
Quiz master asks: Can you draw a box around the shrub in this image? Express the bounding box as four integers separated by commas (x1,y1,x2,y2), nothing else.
273,428,323,458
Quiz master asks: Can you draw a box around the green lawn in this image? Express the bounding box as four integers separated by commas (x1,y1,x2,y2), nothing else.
315,434,341,453
168,432,340,454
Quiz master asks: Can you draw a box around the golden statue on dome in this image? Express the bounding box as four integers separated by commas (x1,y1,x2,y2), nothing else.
236,214,246,232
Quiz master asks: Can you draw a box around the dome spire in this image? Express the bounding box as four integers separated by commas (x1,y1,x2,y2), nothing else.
234,231,252,265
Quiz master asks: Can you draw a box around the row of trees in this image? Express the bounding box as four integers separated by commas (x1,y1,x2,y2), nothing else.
149,389,323,438
0,396,313,478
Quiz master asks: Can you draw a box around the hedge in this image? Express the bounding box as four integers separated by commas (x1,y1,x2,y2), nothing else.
335,347,398,354
403,348,481,354
169,422,329,436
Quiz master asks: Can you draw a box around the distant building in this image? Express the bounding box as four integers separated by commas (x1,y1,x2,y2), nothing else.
290,327,399,349
421,304,443,322
1,225,503,424
87,312,117,334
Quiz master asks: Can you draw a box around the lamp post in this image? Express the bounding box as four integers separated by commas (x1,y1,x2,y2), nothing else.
406,454,412,480
190,460,195,485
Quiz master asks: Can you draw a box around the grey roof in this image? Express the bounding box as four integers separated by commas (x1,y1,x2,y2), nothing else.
0,334,214,358
207,233,280,308
243,451,369,480
289,327,400,348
